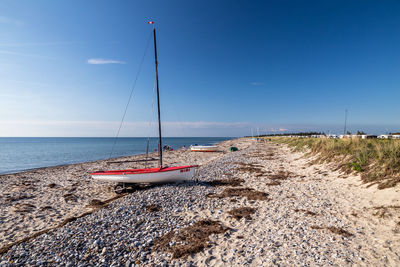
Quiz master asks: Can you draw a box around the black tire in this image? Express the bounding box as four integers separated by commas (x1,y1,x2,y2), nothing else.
114,184,125,194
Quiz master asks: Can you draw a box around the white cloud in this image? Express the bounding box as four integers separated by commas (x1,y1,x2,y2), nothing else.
0,16,23,26
87,58,126,65
250,82,264,86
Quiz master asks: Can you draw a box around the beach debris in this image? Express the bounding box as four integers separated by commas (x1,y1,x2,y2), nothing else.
228,207,257,220
229,146,239,152
153,220,230,258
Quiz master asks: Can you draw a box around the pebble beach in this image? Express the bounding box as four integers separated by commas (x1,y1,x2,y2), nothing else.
1,138,399,266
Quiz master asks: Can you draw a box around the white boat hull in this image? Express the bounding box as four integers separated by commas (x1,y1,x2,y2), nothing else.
91,166,196,183
190,145,218,152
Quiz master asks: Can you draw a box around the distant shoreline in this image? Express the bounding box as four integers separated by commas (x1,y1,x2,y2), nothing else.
0,137,234,176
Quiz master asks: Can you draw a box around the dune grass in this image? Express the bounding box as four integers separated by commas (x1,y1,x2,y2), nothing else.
270,137,400,189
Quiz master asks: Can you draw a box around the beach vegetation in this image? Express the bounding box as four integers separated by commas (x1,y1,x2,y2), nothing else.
269,137,400,189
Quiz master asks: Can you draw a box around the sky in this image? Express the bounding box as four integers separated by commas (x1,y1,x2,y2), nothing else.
1,0,400,137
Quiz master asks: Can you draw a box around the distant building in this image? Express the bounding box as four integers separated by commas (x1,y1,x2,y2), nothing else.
392,135,400,139
361,135,377,139
378,134,392,139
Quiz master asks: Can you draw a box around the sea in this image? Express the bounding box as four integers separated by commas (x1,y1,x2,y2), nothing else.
0,137,233,175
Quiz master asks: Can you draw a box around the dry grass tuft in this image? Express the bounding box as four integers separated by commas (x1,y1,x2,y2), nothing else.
153,220,230,258
228,207,257,220
372,205,400,218
271,137,400,188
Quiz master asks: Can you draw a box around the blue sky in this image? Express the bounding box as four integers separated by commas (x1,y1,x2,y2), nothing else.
1,0,400,137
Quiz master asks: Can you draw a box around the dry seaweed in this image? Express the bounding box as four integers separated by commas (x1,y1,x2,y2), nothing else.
153,220,229,258
234,162,265,175
311,225,353,237
48,183,58,188
208,187,269,201
228,207,257,220
204,178,244,187
13,203,36,213
294,209,317,216
146,204,162,213
63,193,77,202
266,181,281,186
87,199,106,208
269,171,293,180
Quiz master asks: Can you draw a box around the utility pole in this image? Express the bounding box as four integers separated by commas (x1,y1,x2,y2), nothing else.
343,109,348,135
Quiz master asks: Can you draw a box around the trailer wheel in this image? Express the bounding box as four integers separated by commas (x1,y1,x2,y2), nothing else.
114,184,125,194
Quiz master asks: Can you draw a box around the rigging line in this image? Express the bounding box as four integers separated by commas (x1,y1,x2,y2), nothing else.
144,76,157,168
108,31,153,159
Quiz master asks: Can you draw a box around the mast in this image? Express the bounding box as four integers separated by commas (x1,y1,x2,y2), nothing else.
153,27,163,168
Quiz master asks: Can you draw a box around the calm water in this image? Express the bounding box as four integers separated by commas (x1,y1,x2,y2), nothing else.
0,137,232,174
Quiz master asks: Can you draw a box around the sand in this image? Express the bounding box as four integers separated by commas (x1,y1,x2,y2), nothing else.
0,138,250,249
1,138,399,266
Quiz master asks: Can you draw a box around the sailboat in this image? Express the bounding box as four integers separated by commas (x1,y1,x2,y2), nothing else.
91,23,196,193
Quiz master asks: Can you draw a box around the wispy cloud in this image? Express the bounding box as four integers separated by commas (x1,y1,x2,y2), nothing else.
0,41,80,47
267,128,288,132
0,49,55,59
0,16,23,26
0,120,251,137
87,58,126,65
0,49,24,56
250,82,264,86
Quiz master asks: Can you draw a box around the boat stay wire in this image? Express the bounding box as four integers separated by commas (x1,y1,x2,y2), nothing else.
108,31,153,160
144,77,157,169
